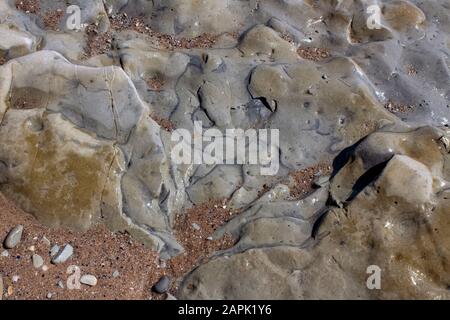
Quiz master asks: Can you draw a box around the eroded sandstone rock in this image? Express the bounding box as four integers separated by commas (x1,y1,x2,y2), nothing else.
180,126,450,299
0,0,449,299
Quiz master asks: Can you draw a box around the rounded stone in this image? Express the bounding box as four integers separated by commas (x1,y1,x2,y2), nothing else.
80,275,98,287
4,225,24,249
153,276,170,294
32,254,44,269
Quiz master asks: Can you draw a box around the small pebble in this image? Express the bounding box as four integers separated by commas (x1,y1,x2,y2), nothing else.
57,280,64,289
153,276,170,294
52,244,73,264
47,292,53,299
50,245,60,257
28,245,35,252
192,223,201,231
4,225,24,249
42,265,49,272
32,254,44,269
12,275,20,283
1,250,8,257
41,236,51,246
80,275,98,287
112,270,120,278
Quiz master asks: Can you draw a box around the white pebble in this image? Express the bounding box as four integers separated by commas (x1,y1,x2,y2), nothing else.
80,275,97,287
32,254,44,269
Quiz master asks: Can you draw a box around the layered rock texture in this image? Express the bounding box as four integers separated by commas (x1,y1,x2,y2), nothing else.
0,0,449,299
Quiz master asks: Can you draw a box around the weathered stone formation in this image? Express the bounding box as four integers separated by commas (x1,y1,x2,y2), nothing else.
180,126,450,299
0,0,449,298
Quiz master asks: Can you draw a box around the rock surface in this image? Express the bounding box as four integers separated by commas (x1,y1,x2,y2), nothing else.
0,0,449,299
179,126,450,299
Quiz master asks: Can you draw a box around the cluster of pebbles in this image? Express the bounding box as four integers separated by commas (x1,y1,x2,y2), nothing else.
1,224,98,299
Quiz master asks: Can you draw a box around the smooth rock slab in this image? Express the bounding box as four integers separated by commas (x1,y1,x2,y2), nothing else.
4,225,23,249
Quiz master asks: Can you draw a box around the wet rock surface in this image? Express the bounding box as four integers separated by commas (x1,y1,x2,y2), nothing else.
180,126,450,299
0,0,449,299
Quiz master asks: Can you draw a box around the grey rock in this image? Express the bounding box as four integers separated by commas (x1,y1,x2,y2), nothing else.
4,225,23,249
112,270,120,278
153,276,170,294
51,244,73,264
80,275,98,287
32,254,44,269
1,250,8,257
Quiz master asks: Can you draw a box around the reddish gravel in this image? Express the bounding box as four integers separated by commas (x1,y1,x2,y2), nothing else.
297,47,331,61
289,163,332,199
15,0,40,15
42,9,64,31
